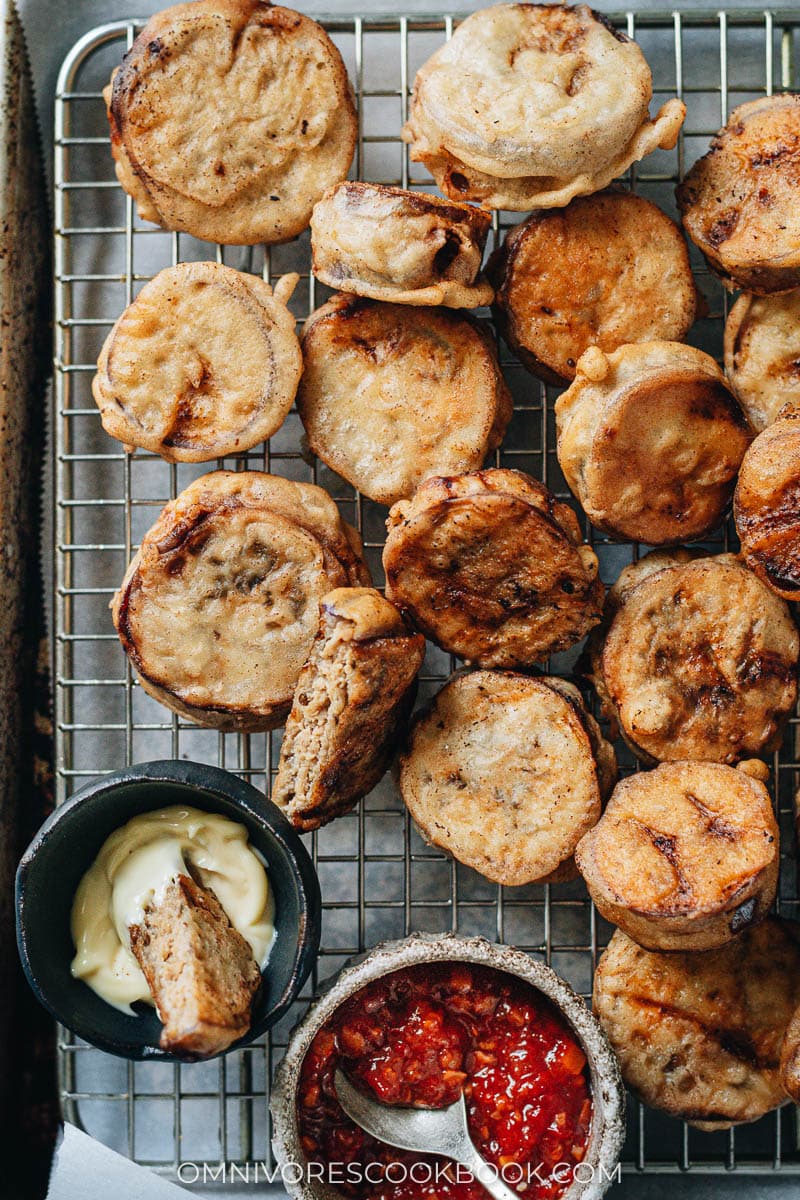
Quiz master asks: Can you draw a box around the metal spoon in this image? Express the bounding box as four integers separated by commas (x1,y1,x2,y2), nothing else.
333,1069,521,1200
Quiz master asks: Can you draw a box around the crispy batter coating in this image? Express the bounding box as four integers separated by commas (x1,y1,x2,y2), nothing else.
735,402,800,600
402,4,684,210
780,1005,800,1104
724,289,800,431
488,192,697,384
594,921,800,1129
400,670,616,886
129,874,261,1059
112,471,370,732
93,265,301,462
272,588,425,831
556,342,752,544
384,469,603,668
677,95,800,294
105,0,356,244
298,296,512,506
576,760,778,952
591,551,799,764
310,182,493,308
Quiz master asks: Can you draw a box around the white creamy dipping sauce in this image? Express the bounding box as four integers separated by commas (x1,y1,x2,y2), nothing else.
70,805,275,1013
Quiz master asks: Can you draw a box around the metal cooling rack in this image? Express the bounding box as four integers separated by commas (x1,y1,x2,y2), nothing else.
53,7,800,1186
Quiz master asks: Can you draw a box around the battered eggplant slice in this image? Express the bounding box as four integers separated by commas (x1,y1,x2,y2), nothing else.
594,920,800,1129
780,1006,800,1103
734,402,800,600
129,873,261,1059
556,342,752,545
399,670,616,887
402,4,685,210
112,471,370,732
487,192,698,384
724,290,800,431
272,588,425,831
105,0,357,244
298,296,512,507
93,265,302,462
590,551,799,764
576,760,778,952
384,469,603,668
677,94,800,294
310,182,493,308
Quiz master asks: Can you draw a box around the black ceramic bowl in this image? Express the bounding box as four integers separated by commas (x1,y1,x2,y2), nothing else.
16,759,321,1060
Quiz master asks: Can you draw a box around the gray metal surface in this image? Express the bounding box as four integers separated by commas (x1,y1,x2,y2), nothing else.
52,6,800,1189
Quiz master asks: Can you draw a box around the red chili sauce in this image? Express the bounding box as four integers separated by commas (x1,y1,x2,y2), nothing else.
297,962,592,1200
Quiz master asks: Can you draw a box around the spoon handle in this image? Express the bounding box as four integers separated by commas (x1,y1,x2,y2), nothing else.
455,1143,521,1200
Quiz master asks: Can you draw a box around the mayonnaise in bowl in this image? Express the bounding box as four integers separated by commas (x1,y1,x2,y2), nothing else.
71,805,275,1013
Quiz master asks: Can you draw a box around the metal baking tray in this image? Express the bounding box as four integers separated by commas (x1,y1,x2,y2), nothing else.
53,7,800,1184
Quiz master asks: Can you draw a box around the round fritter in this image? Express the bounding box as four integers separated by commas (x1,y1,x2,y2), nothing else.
402,4,685,210
556,342,752,545
576,760,778,952
384,469,603,668
724,289,800,431
105,1,357,245
272,588,425,831
93,265,302,462
594,921,800,1129
735,403,800,601
112,471,370,732
780,1005,800,1104
487,192,698,384
677,94,800,294
297,296,512,507
400,670,616,886
592,551,799,764
310,182,493,308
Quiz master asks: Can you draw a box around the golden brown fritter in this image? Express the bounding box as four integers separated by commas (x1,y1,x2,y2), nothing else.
105,0,356,244
576,760,778,952
93,265,302,462
780,1005,800,1103
556,342,752,545
735,402,800,600
298,296,512,506
677,94,800,294
594,921,800,1129
129,873,261,1059
310,182,493,308
400,670,616,886
724,290,800,431
384,469,603,668
590,551,799,764
272,588,425,831
112,471,370,732
402,4,684,210
488,192,698,384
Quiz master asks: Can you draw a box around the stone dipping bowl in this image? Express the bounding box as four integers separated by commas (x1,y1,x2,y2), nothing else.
270,932,625,1200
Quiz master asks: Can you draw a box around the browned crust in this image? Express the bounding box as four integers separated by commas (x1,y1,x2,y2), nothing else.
677,94,800,294
322,180,492,239
734,404,800,599
593,552,799,764
273,588,425,831
780,1006,800,1103
108,1,357,244
487,192,698,384
399,669,615,886
594,920,800,1128
383,469,603,668
129,873,261,1059
112,472,370,732
576,761,779,952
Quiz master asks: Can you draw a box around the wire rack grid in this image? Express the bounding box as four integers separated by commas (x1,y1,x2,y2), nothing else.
52,6,800,1186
